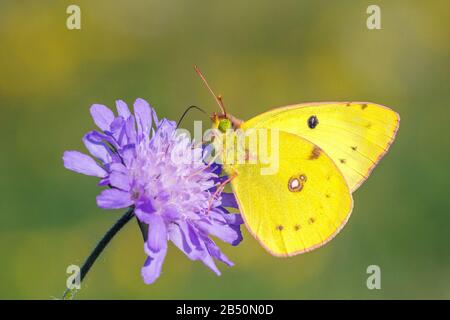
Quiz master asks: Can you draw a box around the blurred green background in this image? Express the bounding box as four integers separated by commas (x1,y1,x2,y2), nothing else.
0,0,449,299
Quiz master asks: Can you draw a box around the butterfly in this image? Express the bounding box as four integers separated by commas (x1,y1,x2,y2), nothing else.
196,67,400,257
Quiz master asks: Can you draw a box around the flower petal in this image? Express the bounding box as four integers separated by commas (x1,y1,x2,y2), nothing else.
86,130,120,150
98,177,109,186
168,222,220,276
120,144,136,167
200,252,221,276
187,223,203,249
110,162,128,174
169,222,202,257
208,163,222,175
109,171,131,191
151,107,160,128
141,245,167,285
63,151,107,177
110,117,124,132
168,223,191,254
116,100,131,119
83,132,112,164
109,117,127,146
145,214,167,253
203,236,234,267
96,189,133,209
222,212,244,226
160,204,179,220
133,98,152,138
90,104,115,131
197,220,243,246
125,115,137,144
220,193,238,208
134,199,156,223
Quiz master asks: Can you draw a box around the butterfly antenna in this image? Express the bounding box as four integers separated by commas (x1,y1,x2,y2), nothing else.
176,105,207,129
162,105,207,155
194,65,227,116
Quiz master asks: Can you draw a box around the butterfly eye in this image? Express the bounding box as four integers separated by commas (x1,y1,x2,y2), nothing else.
307,115,319,129
218,119,232,133
288,175,306,192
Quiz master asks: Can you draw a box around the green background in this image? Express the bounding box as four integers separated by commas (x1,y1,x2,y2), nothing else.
0,0,449,299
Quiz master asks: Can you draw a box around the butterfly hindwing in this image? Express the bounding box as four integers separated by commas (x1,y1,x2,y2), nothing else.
224,131,353,257
241,102,400,192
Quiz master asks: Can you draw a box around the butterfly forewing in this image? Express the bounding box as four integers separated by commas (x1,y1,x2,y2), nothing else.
242,102,400,192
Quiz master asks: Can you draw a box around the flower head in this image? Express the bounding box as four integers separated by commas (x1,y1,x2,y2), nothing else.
63,98,243,284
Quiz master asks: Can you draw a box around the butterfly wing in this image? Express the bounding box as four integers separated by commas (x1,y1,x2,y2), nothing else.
224,131,353,257
241,102,400,192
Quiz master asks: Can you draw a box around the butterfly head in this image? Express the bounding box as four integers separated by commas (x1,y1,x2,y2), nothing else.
211,112,242,133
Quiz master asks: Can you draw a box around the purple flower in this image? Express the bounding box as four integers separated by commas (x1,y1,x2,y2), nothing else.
63,98,243,284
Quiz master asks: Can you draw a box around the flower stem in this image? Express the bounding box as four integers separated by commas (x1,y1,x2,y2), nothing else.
62,207,134,299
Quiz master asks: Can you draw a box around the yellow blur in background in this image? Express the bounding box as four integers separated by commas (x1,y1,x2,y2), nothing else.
0,0,449,299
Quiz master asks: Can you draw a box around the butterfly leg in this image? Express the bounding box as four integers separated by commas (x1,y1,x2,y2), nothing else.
206,171,238,214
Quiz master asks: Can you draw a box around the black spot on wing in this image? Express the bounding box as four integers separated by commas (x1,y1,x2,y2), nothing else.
307,115,319,129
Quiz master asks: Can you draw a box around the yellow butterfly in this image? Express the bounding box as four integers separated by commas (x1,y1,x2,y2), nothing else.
196,67,400,257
